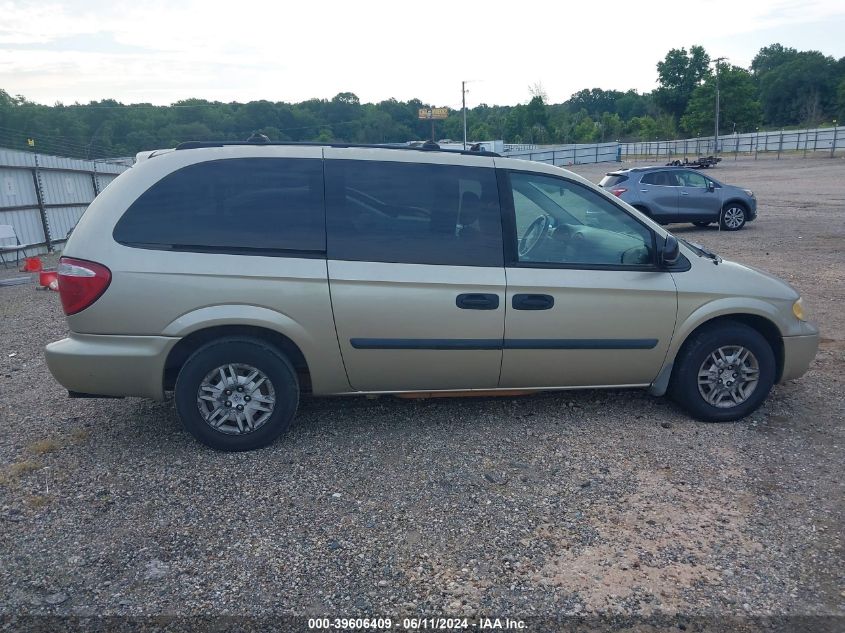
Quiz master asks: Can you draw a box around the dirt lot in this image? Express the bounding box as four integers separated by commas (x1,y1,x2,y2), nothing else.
1,155,843,630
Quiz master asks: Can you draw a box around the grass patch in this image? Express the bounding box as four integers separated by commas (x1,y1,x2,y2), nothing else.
70,428,90,443
30,438,61,455
8,460,41,477
1,460,41,487
26,494,51,508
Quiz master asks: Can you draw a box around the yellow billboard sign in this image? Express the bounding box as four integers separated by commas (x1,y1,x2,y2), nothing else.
418,107,449,120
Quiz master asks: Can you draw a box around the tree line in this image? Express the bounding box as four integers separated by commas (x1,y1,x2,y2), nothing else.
1,43,843,159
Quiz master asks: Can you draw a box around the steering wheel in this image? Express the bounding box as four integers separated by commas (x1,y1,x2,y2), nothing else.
519,215,549,258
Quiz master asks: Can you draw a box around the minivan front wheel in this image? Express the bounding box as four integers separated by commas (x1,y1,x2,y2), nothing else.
669,322,775,422
175,337,299,451
720,205,747,230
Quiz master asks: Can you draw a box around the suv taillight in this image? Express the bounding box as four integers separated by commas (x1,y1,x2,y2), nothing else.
57,257,112,315
610,187,628,197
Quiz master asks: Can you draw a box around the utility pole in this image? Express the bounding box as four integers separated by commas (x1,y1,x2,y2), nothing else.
713,57,727,154
462,81,467,150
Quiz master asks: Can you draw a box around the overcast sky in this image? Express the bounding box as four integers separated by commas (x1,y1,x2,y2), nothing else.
1,0,844,108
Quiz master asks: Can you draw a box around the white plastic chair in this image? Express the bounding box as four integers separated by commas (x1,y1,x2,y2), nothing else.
0,224,35,268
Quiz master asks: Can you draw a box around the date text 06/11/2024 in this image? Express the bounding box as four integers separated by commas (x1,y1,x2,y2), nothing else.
307,617,527,630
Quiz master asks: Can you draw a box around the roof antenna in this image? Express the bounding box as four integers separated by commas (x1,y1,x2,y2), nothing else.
247,131,270,143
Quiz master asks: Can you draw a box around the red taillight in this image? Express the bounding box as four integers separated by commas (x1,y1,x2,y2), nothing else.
57,257,111,315
610,187,628,197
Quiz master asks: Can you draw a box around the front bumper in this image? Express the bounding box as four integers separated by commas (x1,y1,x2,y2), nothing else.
779,331,819,382
746,197,758,220
45,333,178,401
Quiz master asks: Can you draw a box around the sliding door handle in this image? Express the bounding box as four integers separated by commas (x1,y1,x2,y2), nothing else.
512,294,554,310
456,293,500,310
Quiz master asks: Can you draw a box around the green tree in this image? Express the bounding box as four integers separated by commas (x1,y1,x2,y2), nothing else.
654,45,711,119
680,65,762,135
758,51,840,125
751,43,798,77
836,78,845,122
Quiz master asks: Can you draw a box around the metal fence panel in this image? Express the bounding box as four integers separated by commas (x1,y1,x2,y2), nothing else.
0,168,38,208
46,206,88,242
94,173,120,193
0,147,131,256
0,208,45,249
504,142,619,166
621,126,844,158
39,170,96,205
0,148,37,169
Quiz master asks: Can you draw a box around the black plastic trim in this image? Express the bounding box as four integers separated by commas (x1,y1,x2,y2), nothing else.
456,293,500,310
350,338,501,350
68,391,124,399
512,294,554,310
349,338,658,350
115,241,327,259
503,339,658,350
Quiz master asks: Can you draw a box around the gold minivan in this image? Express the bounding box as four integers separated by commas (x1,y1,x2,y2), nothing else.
45,142,819,451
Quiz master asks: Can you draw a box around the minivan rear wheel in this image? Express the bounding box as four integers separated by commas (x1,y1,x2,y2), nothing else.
175,337,299,451
668,322,775,422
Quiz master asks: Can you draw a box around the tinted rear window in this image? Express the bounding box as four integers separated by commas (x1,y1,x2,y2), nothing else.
113,158,325,254
325,160,502,266
640,171,679,186
600,174,628,187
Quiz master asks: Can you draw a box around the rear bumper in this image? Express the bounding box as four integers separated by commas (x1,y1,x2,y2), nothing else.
779,332,819,382
45,333,178,401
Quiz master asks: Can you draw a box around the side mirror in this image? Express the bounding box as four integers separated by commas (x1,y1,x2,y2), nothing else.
660,235,680,267
707,181,715,192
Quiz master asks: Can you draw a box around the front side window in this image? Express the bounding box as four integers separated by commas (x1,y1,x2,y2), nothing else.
508,172,653,267
677,170,708,188
113,158,325,253
325,160,502,266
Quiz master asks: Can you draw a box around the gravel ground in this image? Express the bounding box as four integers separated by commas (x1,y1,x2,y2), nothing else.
1,155,843,631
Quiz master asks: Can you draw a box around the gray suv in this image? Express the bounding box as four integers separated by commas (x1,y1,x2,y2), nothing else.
599,167,757,230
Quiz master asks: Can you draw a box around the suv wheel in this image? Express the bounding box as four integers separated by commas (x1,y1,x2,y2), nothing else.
720,204,747,230
668,321,775,422
175,337,299,451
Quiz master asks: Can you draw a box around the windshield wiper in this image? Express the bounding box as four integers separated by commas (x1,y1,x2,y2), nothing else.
679,238,722,264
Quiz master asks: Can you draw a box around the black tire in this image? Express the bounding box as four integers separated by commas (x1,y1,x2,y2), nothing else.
668,321,775,422
719,203,747,231
692,221,711,227
174,337,299,451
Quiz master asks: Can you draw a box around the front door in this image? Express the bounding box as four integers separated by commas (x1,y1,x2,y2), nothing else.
676,170,722,220
325,150,506,391
497,168,677,389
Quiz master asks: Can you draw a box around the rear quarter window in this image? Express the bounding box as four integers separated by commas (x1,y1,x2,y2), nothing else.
113,158,325,254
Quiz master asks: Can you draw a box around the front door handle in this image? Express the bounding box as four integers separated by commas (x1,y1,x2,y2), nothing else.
512,294,554,310
680,191,690,196
456,293,499,310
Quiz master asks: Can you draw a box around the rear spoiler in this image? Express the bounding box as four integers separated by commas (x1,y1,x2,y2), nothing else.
134,148,175,163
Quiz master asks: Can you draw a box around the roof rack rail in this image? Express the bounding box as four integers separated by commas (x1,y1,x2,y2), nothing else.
173,140,500,157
